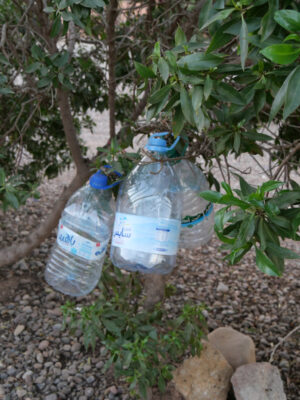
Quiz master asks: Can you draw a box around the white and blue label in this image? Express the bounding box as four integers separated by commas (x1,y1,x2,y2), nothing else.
57,221,107,261
112,212,181,255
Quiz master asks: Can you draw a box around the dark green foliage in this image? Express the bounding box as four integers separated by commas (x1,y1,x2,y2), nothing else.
62,262,206,399
200,178,300,276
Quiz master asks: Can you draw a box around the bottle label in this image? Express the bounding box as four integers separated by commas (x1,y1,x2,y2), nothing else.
112,212,181,255
181,203,213,228
57,221,108,261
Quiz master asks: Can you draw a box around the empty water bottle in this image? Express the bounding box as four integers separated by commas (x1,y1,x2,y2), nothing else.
110,132,182,274
45,169,117,296
174,159,214,249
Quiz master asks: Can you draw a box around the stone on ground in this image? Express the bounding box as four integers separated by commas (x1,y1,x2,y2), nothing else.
173,342,233,400
208,326,256,370
231,362,287,400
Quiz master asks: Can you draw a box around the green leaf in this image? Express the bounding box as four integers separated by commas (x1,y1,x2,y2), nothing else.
200,8,235,31
102,319,121,336
220,194,249,209
165,51,177,69
257,218,267,250
271,215,291,229
0,87,14,94
158,58,169,83
177,53,223,71
0,54,10,65
52,52,69,67
172,107,185,137
253,90,266,115
204,75,213,100
134,62,156,78
198,0,213,29
283,65,300,119
51,16,62,38
234,213,255,249
233,132,241,153
193,107,205,131
25,62,41,73
153,41,161,58
138,380,148,400
269,66,298,121
43,6,55,13
31,44,44,60
81,0,105,7
261,9,276,42
240,15,248,70
180,87,194,125
61,11,73,22
149,85,171,104
4,191,19,209
255,247,282,276
191,86,203,111
199,190,223,203
175,26,186,46
158,375,166,393
217,82,245,105
266,242,300,259
37,76,52,88
207,21,233,53
260,180,283,194
284,34,300,42
0,168,5,186
270,191,300,209
260,44,300,65
221,181,233,196
274,10,300,33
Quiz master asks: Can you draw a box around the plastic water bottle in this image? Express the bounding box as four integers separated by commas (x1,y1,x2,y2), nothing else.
174,159,214,249
45,169,117,296
110,133,182,275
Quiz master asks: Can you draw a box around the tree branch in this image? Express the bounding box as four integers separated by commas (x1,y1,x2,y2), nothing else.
273,141,300,180
56,88,88,175
106,0,118,140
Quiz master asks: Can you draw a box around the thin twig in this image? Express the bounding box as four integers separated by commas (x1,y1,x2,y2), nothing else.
269,325,300,363
273,142,300,180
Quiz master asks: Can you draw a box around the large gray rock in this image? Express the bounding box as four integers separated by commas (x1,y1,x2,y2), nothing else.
173,342,233,400
231,362,287,400
208,326,256,370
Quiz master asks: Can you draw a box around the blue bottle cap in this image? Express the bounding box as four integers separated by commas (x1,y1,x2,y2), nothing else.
89,171,109,189
145,132,180,153
89,166,122,190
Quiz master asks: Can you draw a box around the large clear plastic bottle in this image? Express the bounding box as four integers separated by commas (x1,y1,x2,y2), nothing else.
45,170,116,297
174,159,214,249
110,133,182,275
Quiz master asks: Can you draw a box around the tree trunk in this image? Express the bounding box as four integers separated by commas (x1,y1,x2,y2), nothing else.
106,0,118,140
143,274,169,310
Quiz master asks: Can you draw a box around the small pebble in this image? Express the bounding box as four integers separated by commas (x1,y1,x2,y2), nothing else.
39,340,49,350
14,325,25,336
45,394,57,400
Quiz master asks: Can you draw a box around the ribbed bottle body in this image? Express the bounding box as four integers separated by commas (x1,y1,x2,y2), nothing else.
45,186,114,296
174,160,214,249
110,154,182,274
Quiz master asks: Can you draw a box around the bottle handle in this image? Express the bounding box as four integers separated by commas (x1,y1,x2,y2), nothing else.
149,132,180,152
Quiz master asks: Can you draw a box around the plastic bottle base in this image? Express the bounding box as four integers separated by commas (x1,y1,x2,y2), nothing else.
113,261,174,275
45,274,98,297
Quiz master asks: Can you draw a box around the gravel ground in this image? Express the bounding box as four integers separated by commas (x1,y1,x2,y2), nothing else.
0,174,299,400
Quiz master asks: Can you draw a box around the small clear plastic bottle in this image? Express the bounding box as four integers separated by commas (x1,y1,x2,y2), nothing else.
110,133,182,275
45,170,116,296
174,159,214,249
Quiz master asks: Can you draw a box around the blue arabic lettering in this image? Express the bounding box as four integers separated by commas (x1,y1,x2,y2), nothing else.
58,233,76,246
113,227,131,239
